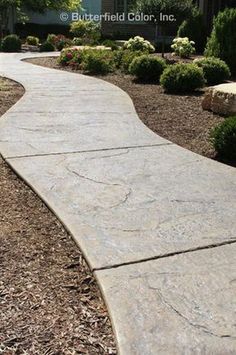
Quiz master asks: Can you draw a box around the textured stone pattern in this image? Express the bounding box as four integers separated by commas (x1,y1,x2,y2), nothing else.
1,53,236,354
96,244,236,354
202,83,236,115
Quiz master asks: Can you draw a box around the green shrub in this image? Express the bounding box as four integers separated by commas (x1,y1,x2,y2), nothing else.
70,20,100,43
178,7,207,53
205,8,236,75
129,55,166,82
102,39,119,51
114,49,144,73
47,34,71,50
124,36,155,53
1,34,21,52
47,34,57,44
40,41,55,52
58,48,86,69
211,116,236,160
72,37,83,46
26,36,39,46
171,37,195,58
82,49,115,75
194,57,231,85
160,63,205,93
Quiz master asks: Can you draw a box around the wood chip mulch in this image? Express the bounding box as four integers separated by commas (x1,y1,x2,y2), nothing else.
0,77,116,354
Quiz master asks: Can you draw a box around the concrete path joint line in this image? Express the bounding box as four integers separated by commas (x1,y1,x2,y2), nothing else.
93,238,236,272
4,142,174,160
1,53,236,354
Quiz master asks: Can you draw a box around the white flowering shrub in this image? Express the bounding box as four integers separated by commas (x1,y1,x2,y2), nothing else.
171,37,196,58
124,36,155,53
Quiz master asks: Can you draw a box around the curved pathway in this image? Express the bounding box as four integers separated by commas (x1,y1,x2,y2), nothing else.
1,53,236,354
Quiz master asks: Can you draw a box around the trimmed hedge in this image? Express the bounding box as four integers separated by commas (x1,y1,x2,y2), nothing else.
160,63,205,93
194,57,231,85
129,55,166,82
211,116,236,160
1,34,21,52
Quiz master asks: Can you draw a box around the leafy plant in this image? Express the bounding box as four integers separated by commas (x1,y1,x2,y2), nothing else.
40,41,55,52
205,8,236,75
72,37,83,45
47,34,71,50
81,49,115,75
194,57,231,85
1,34,21,52
115,49,145,73
211,116,236,160
178,6,207,53
129,55,166,81
26,35,39,45
59,47,85,68
70,20,101,43
124,36,155,53
134,0,194,56
0,0,81,37
171,37,195,58
160,63,205,93
102,39,119,51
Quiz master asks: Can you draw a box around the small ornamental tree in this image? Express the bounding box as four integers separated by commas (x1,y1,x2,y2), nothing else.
135,0,194,56
0,0,81,37
205,8,236,75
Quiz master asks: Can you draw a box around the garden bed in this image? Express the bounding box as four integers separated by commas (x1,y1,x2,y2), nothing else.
0,77,116,354
26,56,226,161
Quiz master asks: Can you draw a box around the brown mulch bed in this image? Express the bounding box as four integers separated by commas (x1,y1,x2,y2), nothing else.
0,77,116,354
26,56,226,161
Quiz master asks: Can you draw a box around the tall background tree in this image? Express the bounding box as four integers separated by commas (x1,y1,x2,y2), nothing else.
135,0,194,56
0,0,81,37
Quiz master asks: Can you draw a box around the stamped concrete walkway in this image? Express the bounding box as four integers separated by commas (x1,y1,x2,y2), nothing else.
1,53,236,354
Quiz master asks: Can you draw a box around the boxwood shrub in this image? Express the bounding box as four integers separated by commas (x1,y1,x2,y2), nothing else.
26,36,39,46
160,63,205,93
211,116,236,160
1,34,21,52
82,49,115,75
129,55,166,82
40,41,55,52
194,57,231,85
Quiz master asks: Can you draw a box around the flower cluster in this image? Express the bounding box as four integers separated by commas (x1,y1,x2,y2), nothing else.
124,36,155,53
59,48,85,68
171,37,195,58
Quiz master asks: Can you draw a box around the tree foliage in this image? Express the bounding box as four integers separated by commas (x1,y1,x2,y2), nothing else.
135,0,194,24
0,0,81,36
134,0,194,56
